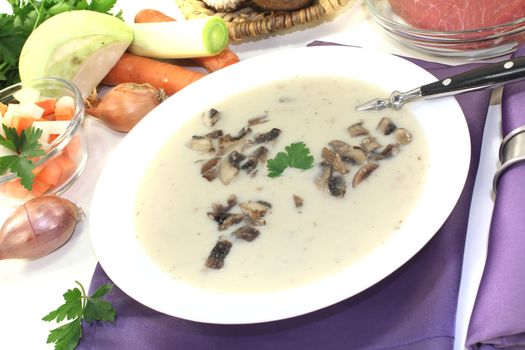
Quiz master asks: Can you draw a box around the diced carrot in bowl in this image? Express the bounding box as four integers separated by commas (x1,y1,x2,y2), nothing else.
36,98,57,117
4,179,31,200
36,158,63,186
48,134,59,143
43,113,56,121
12,115,36,134
55,107,74,120
57,153,76,170
0,79,88,203
31,178,51,197
0,102,7,116
55,154,76,183
54,96,75,120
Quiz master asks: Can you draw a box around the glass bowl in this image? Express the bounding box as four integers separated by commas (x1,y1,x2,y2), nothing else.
0,78,88,205
365,0,525,59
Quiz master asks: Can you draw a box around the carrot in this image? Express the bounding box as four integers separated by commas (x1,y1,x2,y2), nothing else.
102,53,206,96
48,134,59,143
37,159,63,186
134,9,174,23
31,178,51,197
55,106,74,120
133,9,240,73
55,154,76,183
0,102,8,116
4,180,30,199
12,115,35,134
192,50,240,73
40,113,55,121
36,98,56,117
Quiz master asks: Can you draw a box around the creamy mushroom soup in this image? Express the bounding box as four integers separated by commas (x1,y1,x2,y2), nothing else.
135,76,428,294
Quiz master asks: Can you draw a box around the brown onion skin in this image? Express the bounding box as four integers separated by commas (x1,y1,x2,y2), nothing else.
0,196,81,260
86,83,164,133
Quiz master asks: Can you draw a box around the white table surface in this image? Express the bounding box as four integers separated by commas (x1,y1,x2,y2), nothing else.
0,0,500,349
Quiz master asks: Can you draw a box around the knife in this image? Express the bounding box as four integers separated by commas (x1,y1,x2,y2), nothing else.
355,56,525,111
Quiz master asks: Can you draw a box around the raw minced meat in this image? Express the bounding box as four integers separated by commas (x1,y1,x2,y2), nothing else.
389,0,525,31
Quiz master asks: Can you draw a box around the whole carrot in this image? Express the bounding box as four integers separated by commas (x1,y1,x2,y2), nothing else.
134,9,174,23
102,53,206,96
134,9,240,73
193,50,240,73
134,9,175,23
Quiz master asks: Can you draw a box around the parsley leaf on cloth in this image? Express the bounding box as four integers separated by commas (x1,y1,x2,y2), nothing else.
43,281,115,350
0,125,46,190
267,142,315,177
0,0,122,89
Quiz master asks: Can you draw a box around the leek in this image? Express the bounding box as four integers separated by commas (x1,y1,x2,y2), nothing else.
128,17,229,59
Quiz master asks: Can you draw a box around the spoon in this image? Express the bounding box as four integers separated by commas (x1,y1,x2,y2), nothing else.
355,56,525,111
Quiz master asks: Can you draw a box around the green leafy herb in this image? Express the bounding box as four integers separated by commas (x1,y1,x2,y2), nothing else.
0,125,46,190
267,142,315,177
0,0,123,89
43,281,115,350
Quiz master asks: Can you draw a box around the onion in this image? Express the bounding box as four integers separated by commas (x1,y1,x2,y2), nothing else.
86,83,165,132
0,196,82,260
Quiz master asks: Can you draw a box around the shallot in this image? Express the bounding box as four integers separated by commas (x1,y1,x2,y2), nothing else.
86,83,165,132
0,196,82,260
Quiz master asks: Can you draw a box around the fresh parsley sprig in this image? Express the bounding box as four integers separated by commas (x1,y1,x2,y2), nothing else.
0,124,46,190
267,142,315,177
43,281,116,350
0,0,123,89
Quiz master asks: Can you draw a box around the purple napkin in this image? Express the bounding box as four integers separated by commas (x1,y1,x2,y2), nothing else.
78,42,492,350
466,46,525,350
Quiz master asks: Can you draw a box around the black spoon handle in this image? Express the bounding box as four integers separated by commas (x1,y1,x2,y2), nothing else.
420,56,525,97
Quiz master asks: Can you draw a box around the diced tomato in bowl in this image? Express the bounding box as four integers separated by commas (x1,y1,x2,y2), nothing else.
0,78,88,205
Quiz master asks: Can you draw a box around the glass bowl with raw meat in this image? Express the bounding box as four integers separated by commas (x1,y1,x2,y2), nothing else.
0,78,88,205
366,0,525,59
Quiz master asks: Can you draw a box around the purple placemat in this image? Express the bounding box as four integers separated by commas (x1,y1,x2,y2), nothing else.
466,44,525,350
78,42,492,350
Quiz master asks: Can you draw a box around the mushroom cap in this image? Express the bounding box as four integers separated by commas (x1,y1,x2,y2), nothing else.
202,0,248,12
352,162,380,187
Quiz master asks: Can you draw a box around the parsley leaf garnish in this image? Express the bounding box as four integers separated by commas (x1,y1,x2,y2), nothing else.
267,142,315,177
43,281,116,350
0,0,122,89
0,125,46,190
